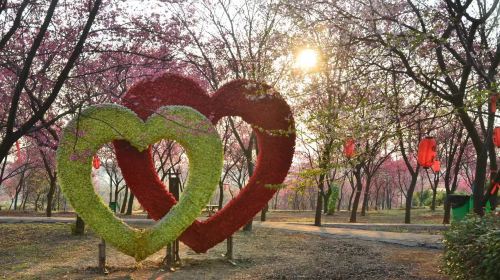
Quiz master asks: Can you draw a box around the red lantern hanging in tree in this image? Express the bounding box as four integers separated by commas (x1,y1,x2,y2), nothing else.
431,160,440,173
344,138,355,158
417,136,436,168
92,155,101,169
493,127,500,148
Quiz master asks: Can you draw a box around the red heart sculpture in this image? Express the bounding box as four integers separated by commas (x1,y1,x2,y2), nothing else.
114,73,295,253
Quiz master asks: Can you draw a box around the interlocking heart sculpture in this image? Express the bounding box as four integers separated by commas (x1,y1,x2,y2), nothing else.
56,105,223,261
114,74,295,253
57,73,295,260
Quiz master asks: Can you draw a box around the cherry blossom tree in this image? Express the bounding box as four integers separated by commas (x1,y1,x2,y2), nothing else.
0,0,102,167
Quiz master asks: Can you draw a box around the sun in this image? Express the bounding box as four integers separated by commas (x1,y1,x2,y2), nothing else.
295,48,319,71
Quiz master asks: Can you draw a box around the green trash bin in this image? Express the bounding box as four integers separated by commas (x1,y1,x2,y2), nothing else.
447,194,492,222
109,202,117,213
448,194,471,222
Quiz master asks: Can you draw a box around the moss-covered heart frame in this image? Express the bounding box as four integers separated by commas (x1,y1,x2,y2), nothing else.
56,104,223,261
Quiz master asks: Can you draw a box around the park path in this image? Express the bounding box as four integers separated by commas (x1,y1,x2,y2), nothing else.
0,216,154,225
0,217,443,249
254,221,444,249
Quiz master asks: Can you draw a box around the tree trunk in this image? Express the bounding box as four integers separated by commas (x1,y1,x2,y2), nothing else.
126,193,134,215
337,185,343,211
419,178,425,207
443,199,451,224
114,184,120,206
314,190,323,226
260,204,268,221
21,190,29,211
74,215,85,235
13,188,20,210
40,149,57,217
46,177,57,217
34,194,41,212
108,179,113,206
120,186,128,214
430,187,437,211
293,192,299,210
472,149,488,216
386,189,392,209
347,187,355,211
273,189,280,210
218,181,224,210
13,171,25,210
381,190,385,210
56,188,61,211
404,167,420,224
360,176,372,216
242,158,254,232
349,165,363,223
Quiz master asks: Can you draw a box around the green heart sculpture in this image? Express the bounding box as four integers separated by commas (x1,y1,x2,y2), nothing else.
56,104,223,261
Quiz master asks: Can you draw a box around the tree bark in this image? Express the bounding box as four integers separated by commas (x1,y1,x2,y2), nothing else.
126,193,134,215
260,204,268,221
337,184,343,211
46,177,56,217
273,189,280,210
443,198,451,224
431,188,437,211
120,186,128,214
314,190,323,226
74,215,85,235
360,176,372,216
218,181,224,210
349,164,363,223
13,170,25,210
347,186,355,211
404,165,420,224
386,189,392,209
242,151,255,232
35,193,42,212
472,144,488,216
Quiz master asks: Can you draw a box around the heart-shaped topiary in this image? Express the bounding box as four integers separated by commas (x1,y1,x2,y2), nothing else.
57,104,223,261
114,73,295,253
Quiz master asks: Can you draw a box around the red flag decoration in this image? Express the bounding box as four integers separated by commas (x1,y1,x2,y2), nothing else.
417,136,436,168
493,127,500,148
491,94,497,113
92,155,101,169
431,160,440,173
344,138,355,158
15,141,21,162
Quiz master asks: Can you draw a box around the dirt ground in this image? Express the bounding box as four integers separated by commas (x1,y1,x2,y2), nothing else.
0,223,446,280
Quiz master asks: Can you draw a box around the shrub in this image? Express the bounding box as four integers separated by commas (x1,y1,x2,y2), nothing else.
327,185,339,215
434,191,446,207
442,213,500,280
